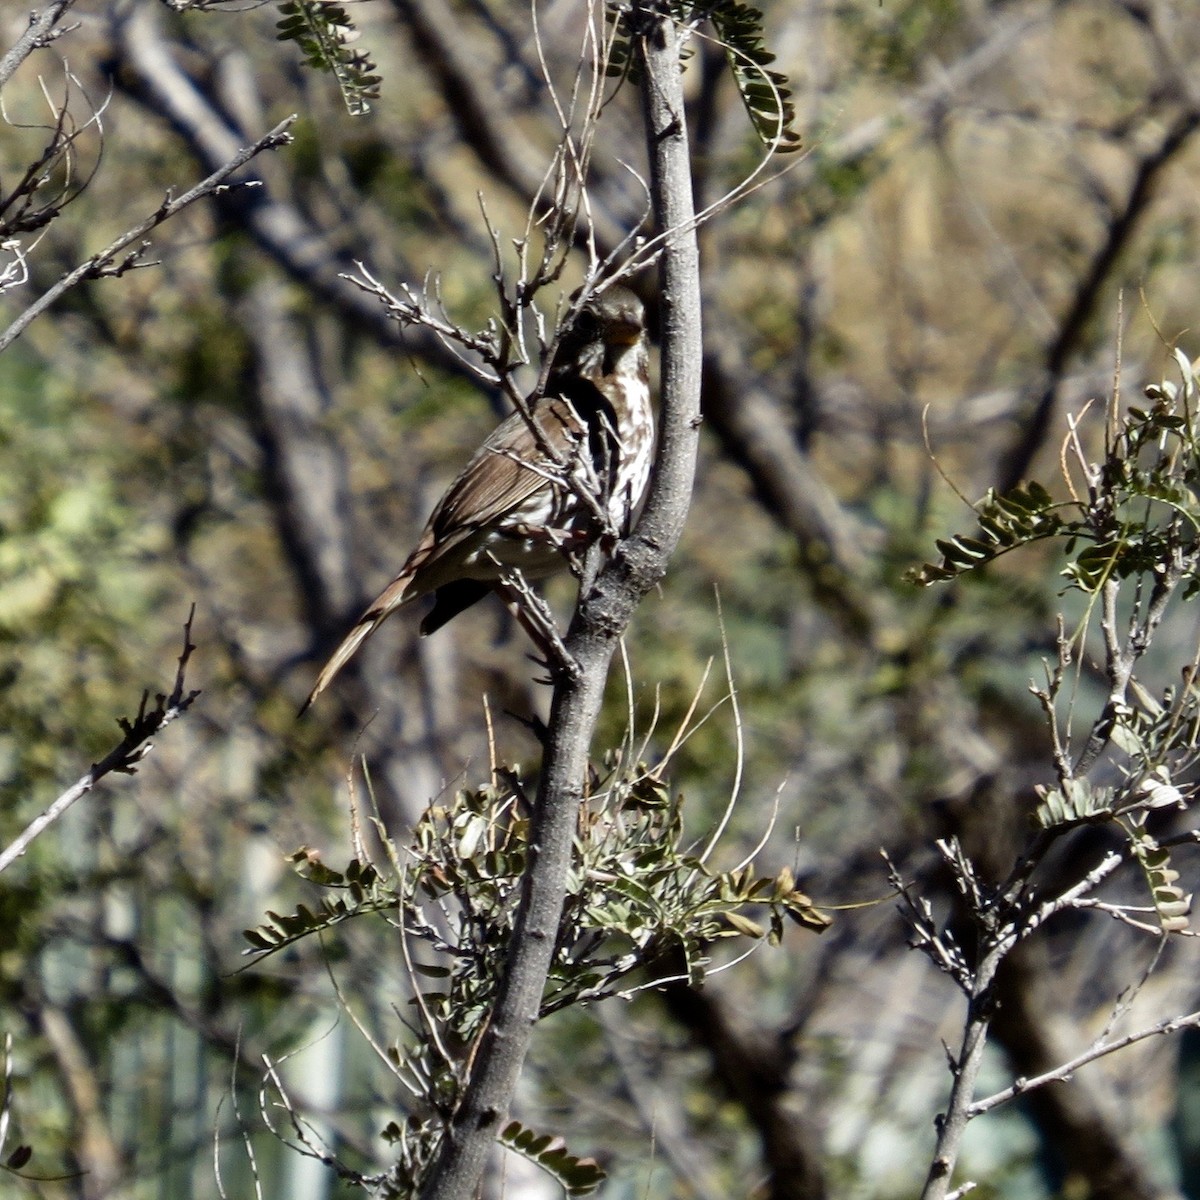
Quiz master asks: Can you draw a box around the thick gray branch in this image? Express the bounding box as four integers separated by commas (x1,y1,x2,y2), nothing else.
416,9,703,1200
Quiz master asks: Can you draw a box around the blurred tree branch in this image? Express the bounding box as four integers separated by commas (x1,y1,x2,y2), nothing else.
997,105,1200,491
30,1002,121,1198
665,976,829,1200
237,277,359,637
109,3,470,379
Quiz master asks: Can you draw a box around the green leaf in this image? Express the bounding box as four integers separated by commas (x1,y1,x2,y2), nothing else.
500,1121,606,1196
1034,778,1114,828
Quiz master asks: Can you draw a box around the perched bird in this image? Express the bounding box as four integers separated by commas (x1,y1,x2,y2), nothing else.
301,285,654,712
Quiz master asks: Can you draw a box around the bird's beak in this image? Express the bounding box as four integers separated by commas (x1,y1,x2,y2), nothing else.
607,315,645,346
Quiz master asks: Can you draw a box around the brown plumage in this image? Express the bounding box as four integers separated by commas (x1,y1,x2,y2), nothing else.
301,286,654,712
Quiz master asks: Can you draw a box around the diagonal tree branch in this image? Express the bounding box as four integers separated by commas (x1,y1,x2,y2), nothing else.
0,117,294,355
987,943,1185,1200
0,610,201,875
389,0,631,256
0,0,78,90
389,0,545,203
109,3,470,380
664,978,829,1200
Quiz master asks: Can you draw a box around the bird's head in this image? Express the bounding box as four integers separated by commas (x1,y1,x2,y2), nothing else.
552,285,648,380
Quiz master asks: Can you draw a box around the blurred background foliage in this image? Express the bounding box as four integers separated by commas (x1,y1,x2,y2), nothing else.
3,0,1200,1196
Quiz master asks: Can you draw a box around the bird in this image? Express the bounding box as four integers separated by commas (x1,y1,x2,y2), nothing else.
301,284,654,712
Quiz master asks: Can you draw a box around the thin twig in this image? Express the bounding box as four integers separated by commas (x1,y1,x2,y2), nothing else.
969,1007,1200,1116
0,117,295,354
697,587,743,864
0,608,201,874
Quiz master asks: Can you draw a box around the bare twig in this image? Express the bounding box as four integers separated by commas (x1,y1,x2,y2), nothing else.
1023,851,1126,932
969,1006,1200,1117
214,1035,265,1200
0,118,294,355
696,588,743,865
109,4,475,384
0,1034,16,1163
339,265,502,384
257,1053,339,1169
0,609,201,874
0,0,78,91
1,66,108,246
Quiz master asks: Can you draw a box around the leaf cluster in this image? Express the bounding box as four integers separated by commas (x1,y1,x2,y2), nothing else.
246,763,828,1006
1032,772,1194,932
915,351,1200,937
606,2,802,152
1130,820,1191,932
374,1112,606,1197
243,753,828,1193
563,761,827,998
910,480,1062,586
708,2,803,153
912,350,1200,597
242,852,392,953
1032,687,1199,933
275,0,381,116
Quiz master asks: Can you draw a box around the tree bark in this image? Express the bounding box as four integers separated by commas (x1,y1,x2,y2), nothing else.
416,7,703,1198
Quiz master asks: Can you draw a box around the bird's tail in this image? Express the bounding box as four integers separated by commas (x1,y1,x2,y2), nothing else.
299,572,416,714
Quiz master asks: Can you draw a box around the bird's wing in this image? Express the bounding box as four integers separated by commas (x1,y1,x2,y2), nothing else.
301,394,601,713
300,399,578,713
426,398,581,540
